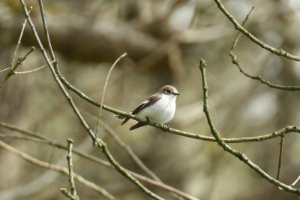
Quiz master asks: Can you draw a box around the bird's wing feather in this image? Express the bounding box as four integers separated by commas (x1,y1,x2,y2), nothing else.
131,95,161,115
121,94,161,125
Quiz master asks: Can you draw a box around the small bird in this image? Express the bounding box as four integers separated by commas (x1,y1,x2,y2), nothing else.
121,85,179,130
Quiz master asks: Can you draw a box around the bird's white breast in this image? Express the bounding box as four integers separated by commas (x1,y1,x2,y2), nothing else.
136,94,177,123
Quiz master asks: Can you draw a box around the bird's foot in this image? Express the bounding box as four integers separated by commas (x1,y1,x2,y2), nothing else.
161,124,171,131
145,117,151,124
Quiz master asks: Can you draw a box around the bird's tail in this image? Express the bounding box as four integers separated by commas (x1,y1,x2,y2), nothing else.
115,113,130,125
129,122,146,130
121,117,130,125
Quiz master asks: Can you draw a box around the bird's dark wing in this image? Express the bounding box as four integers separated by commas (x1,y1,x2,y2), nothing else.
121,95,161,125
132,95,161,115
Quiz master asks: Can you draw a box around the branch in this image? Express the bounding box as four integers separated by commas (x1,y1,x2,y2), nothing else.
15,65,47,74
95,119,185,199
0,46,35,93
60,188,78,200
95,52,127,135
97,119,161,181
276,136,284,180
291,175,300,187
230,51,300,91
229,6,300,91
65,139,79,200
214,0,300,61
0,125,198,200
199,58,300,196
0,140,115,200
52,69,300,143
11,8,32,68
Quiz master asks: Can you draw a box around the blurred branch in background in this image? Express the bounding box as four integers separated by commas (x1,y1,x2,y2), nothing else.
0,123,199,200
0,140,115,200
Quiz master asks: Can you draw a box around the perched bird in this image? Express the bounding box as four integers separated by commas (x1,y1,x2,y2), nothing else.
120,85,179,130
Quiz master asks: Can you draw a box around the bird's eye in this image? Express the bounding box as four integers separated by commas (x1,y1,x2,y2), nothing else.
165,89,171,94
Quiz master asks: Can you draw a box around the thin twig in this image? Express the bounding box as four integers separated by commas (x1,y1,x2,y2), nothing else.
0,47,35,93
60,188,78,200
214,0,300,61
66,139,79,200
291,175,300,186
96,120,183,200
230,52,300,91
97,119,161,181
229,7,300,91
0,133,45,142
0,67,10,73
95,52,127,135
276,136,284,180
16,63,49,74
199,58,300,196
11,8,32,68
0,140,115,200
99,119,183,199
97,140,165,200
1,61,49,75
11,47,35,73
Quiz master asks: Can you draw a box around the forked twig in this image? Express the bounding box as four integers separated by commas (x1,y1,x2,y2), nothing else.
199,58,300,196
215,0,300,61
229,7,300,91
0,47,35,93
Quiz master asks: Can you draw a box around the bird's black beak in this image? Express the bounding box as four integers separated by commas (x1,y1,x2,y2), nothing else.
173,92,180,96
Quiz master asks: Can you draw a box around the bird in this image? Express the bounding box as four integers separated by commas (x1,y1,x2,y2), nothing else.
120,85,179,130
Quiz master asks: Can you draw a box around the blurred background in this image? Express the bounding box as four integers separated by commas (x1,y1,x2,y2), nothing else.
1,0,300,199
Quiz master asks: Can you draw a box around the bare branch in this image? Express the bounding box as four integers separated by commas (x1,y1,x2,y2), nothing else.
214,0,300,61
199,58,300,196
11,8,32,68
15,63,50,74
0,67,10,73
0,123,198,200
291,175,300,187
49,69,300,143
60,188,78,200
229,51,300,91
0,46,35,93
97,119,161,181
65,139,80,200
0,140,115,200
95,52,127,135
229,6,300,91
276,136,284,180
